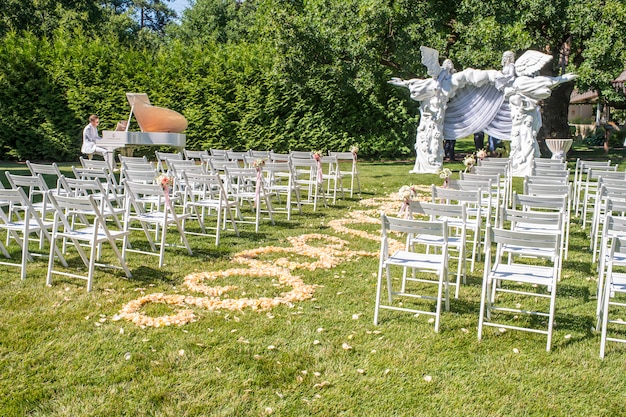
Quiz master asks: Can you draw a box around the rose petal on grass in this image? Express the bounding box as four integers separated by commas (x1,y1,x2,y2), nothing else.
342,342,352,350
423,375,432,382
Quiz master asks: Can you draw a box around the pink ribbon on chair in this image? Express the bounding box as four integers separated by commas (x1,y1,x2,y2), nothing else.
255,166,262,205
164,184,171,209
315,159,323,184
397,200,410,219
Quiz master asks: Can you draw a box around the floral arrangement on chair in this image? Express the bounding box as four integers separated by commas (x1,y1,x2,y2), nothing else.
437,167,452,187
252,158,266,170
312,150,322,161
463,154,476,173
476,148,487,160
350,144,359,159
398,185,420,217
157,174,174,189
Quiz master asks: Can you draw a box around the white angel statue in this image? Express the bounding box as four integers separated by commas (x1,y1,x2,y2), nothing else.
498,50,577,176
390,46,497,173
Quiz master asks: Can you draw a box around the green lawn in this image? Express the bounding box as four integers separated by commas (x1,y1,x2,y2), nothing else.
1,143,625,416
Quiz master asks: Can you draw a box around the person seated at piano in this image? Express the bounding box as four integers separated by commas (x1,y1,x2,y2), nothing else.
81,114,109,162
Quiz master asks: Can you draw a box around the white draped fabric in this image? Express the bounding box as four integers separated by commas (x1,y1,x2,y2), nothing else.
443,83,512,141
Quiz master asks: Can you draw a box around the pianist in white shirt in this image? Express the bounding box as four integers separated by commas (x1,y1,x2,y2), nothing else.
81,114,109,161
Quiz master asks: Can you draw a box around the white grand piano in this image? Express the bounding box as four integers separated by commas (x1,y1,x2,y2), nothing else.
101,93,187,164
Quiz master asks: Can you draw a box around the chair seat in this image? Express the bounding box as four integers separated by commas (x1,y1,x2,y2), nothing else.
607,272,626,294
490,263,556,286
384,250,446,272
55,226,129,243
128,211,191,224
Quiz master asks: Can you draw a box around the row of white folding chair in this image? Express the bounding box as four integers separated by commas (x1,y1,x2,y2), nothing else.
581,169,626,229
589,181,626,263
595,211,626,328
599,228,626,358
573,159,614,216
374,205,563,349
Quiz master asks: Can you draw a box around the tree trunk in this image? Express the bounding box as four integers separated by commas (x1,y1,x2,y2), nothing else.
537,82,575,157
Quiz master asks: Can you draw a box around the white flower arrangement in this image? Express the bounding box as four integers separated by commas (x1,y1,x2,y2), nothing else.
398,185,420,202
463,154,476,168
312,150,322,161
476,148,487,159
438,168,452,179
252,158,266,169
350,144,359,154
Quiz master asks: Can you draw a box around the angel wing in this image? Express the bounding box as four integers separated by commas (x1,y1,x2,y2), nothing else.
420,46,442,78
514,50,552,77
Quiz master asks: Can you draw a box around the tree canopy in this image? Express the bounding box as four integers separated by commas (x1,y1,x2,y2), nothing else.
0,0,624,161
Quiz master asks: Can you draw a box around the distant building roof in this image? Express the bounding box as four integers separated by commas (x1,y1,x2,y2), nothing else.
612,69,626,93
570,89,598,104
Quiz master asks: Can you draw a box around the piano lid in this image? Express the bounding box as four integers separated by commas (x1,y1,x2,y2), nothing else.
126,93,188,133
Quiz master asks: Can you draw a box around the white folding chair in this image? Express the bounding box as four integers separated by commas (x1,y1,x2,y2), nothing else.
478,225,562,351
589,183,626,263
261,161,302,220
407,200,467,298
290,157,328,211
26,160,64,195
582,168,625,228
223,167,275,232
72,166,123,204
0,188,67,280
595,213,626,330
328,151,361,198
155,151,183,174
320,155,344,204
225,150,249,166
532,159,567,170
209,148,232,160
289,150,313,159
123,181,193,267
80,157,110,171
181,171,240,245
513,190,570,260
599,235,626,358
374,213,450,332
46,193,131,291
431,185,483,271
5,171,57,228
184,149,210,162
573,159,612,216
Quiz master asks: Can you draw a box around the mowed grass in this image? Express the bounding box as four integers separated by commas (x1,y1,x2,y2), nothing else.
1,144,626,417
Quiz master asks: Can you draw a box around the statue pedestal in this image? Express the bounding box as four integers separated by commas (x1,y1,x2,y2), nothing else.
545,138,573,161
